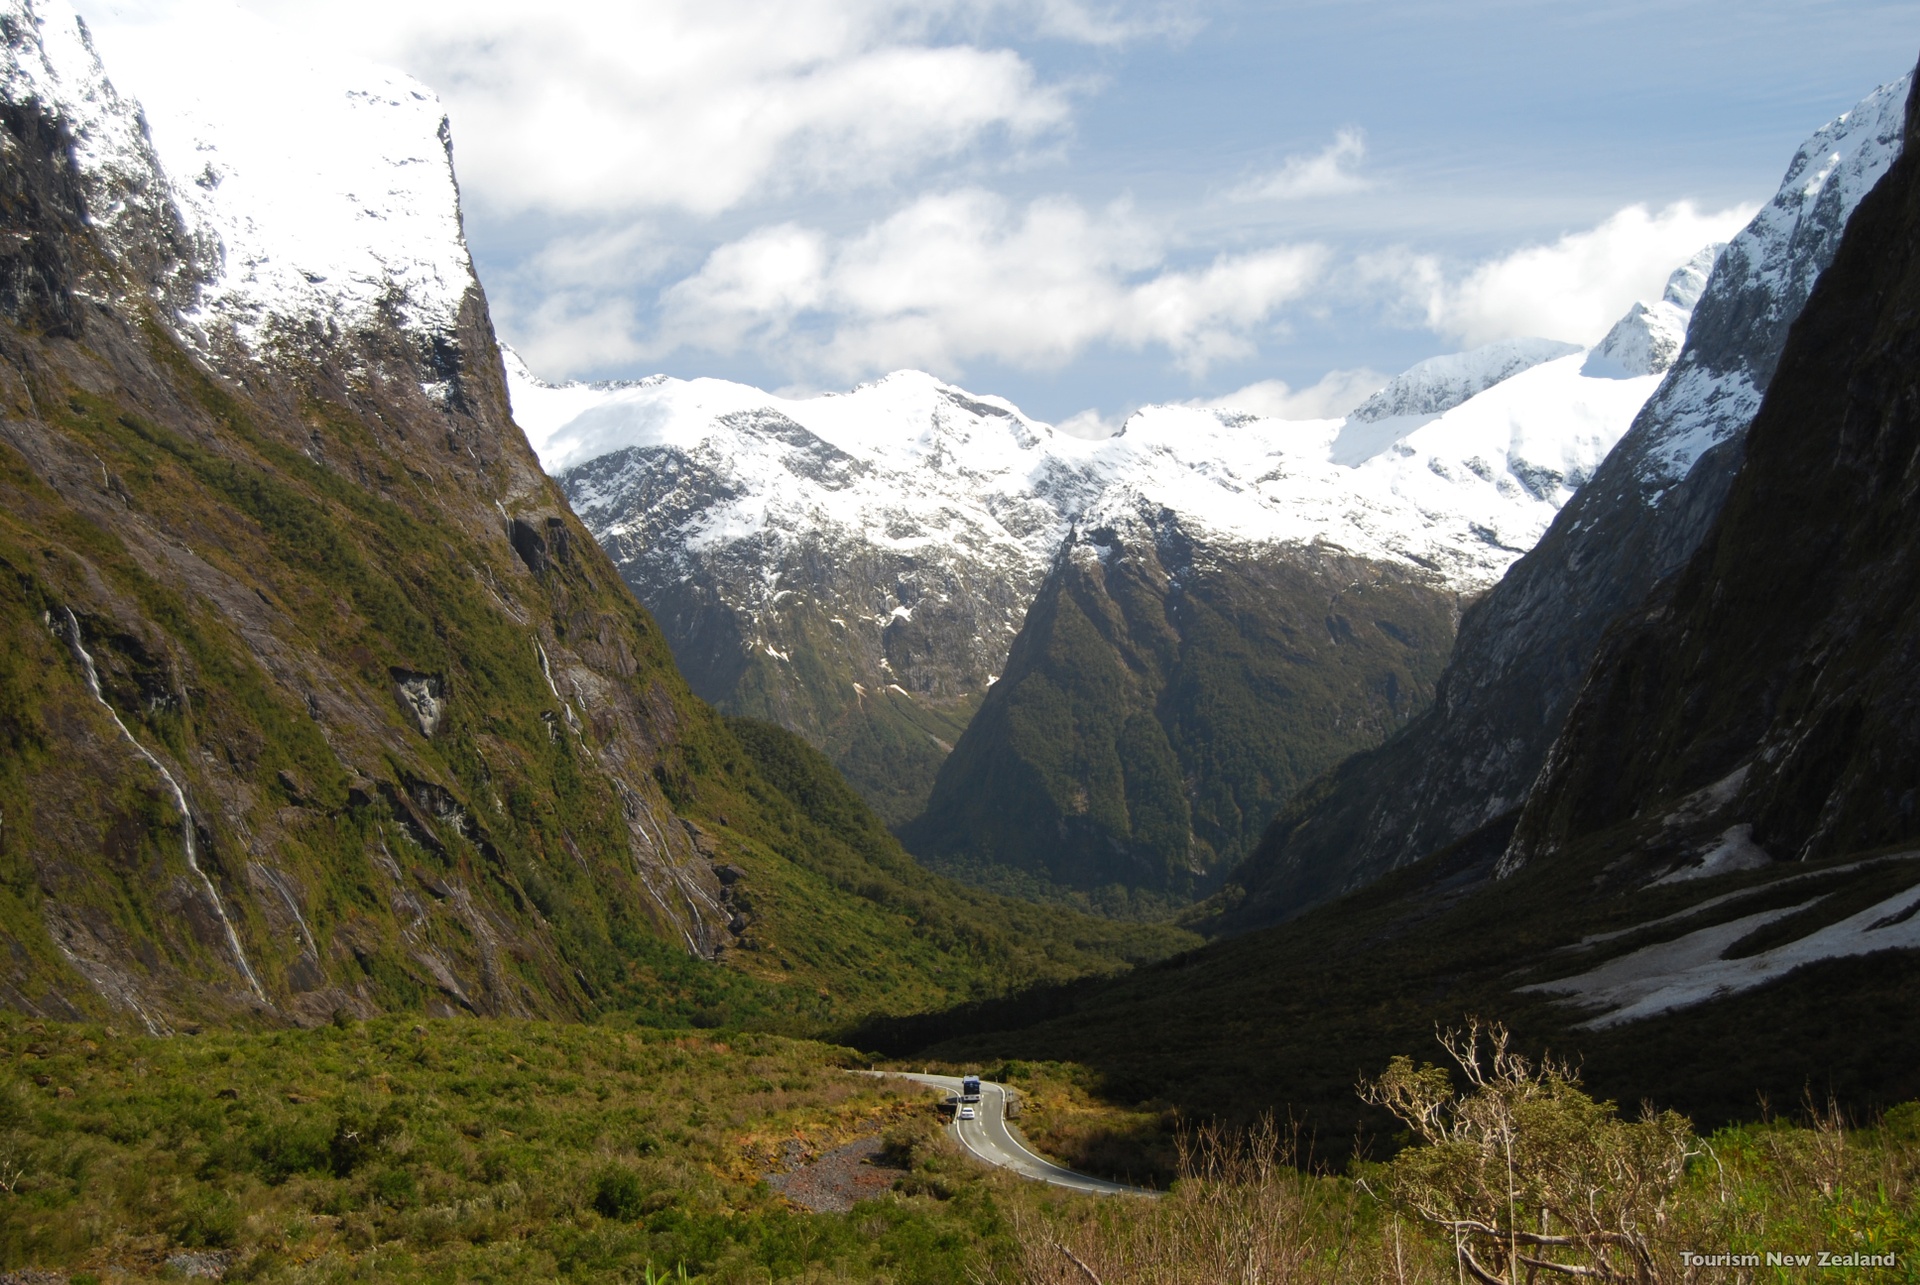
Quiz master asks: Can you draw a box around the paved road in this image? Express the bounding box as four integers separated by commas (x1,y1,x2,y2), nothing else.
875,1072,1156,1197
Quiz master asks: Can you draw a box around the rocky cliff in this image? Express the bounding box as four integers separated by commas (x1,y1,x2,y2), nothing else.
1220,73,1910,930
0,0,1183,1031
1507,63,1920,881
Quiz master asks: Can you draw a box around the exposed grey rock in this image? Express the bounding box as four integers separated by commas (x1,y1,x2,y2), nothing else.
1220,71,1911,931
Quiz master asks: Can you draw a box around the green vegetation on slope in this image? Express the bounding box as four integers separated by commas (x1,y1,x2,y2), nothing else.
0,1014,1913,1283
0,1014,1020,1282
903,524,1458,907
0,340,1189,1030
719,598,984,829
881,816,1920,1145
0,89,1188,1033
721,717,1192,1007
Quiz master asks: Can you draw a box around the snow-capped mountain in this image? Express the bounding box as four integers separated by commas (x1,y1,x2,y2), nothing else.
52,0,476,358
0,0,797,1015
1223,70,1911,930
1347,337,1579,421
1582,244,1720,379
514,267,1706,824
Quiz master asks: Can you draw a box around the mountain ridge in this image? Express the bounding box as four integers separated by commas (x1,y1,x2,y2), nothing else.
517,298,1690,843
1218,70,1911,931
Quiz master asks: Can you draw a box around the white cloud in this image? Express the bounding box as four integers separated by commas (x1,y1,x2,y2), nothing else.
1185,369,1387,420
1390,201,1757,347
1007,0,1202,46
1056,408,1124,439
1233,128,1371,201
649,189,1328,379
180,0,1099,219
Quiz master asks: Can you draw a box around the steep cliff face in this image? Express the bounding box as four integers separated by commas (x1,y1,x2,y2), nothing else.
0,0,1182,1031
1220,73,1910,930
899,507,1458,905
0,0,768,1030
1507,66,1920,881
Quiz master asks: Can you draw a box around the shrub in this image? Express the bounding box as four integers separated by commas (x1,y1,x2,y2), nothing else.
1359,1019,1695,1285
592,1166,646,1221
163,1185,241,1248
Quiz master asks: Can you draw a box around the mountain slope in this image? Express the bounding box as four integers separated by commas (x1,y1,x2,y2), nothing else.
1220,73,1910,930
515,322,1673,837
898,512,1459,905
0,0,1186,1032
880,62,1920,1142
522,366,1079,827
897,340,1688,902
1506,59,1920,884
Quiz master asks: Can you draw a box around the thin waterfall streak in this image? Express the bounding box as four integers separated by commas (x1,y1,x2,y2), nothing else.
258,865,317,956
59,609,269,1005
534,636,582,733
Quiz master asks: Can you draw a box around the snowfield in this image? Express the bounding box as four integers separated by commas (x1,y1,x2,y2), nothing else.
1523,857,1920,1028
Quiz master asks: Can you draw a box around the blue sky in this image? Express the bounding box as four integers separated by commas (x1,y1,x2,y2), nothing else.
234,1,1920,426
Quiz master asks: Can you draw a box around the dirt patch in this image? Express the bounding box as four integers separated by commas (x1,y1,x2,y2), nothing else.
765,1135,906,1213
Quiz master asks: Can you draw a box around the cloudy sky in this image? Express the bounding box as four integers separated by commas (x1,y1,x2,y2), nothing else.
79,0,1919,429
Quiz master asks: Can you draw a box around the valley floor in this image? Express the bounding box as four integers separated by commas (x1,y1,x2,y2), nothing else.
0,1015,1914,1283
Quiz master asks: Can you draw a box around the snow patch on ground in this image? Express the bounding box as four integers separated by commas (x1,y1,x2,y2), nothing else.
1653,824,1772,885
1524,875,1920,1028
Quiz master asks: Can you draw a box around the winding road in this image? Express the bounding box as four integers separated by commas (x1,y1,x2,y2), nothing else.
879,1072,1156,1197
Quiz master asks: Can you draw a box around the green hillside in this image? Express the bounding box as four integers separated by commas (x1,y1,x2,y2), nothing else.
901,522,1458,910
0,92,1186,1035
888,819,1920,1143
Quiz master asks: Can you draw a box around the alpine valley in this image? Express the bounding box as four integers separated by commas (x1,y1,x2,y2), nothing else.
516,265,1710,907
2,0,1919,1278
861,65,1920,1146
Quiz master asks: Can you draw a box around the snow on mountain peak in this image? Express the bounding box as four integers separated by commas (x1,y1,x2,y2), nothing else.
1661,243,1722,312
1348,337,1581,423
1632,73,1909,489
1580,244,1722,380
517,292,1692,597
55,0,477,353
1583,301,1689,379
1,0,192,288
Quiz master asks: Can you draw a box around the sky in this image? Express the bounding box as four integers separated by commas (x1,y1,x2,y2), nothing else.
75,0,1920,431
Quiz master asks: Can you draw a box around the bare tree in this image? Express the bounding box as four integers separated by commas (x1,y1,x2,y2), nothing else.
1359,1020,1696,1285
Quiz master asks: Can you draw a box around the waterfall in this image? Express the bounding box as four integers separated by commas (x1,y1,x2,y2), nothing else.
57,608,269,1005
533,636,582,733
